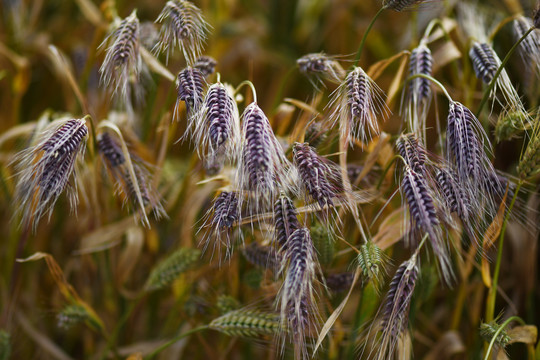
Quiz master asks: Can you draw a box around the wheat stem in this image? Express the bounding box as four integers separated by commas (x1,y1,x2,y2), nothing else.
406,74,453,102
354,7,386,67
476,27,535,116
235,80,257,103
483,316,526,360
485,181,522,324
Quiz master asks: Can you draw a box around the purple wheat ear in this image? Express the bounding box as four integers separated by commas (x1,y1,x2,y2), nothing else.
383,0,425,11
14,118,88,230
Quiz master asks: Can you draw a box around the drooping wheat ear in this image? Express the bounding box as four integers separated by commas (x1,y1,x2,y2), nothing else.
209,309,284,337
144,248,201,291
446,101,494,185
310,223,334,266
325,272,355,293
273,195,301,252
175,66,206,127
199,191,240,258
469,41,528,113
480,320,511,349
401,165,452,282
405,42,433,134
357,240,385,286
57,304,89,329
470,42,499,84
195,82,240,162
292,142,342,216
14,118,88,230
279,228,318,358
330,66,388,146
242,242,281,273
495,109,532,142
297,53,345,86
216,295,240,315
194,55,217,77
377,254,418,360
513,16,540,76
382,0,424,11
154,0,210,64
518,128,540,180
435,166,471,222
396,133,427,174
237,102,287,214
100,11,143,107
97,132,166,220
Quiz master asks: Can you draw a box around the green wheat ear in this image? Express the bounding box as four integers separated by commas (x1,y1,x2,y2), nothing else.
311,223,334,266
209,309,284,338
480,320,511,348
357,241,385,285
57,304,90,329
0,330,11,360
216,295,241,315
144,248,201,291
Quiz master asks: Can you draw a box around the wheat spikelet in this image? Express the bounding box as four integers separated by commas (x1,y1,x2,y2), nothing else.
446,102,494,185
57,304,89,329
404,42,433,134
325,272,355,293
357,241,385,285
310,223,334,266
329,66,388,146
396,133,427,174
292,142,342,217
237,102,288,214
195,82,240,163
297,52,345,86
435,166,471,222
100,11,144,110
470,42,499,84
14,118,88,230
273,195,301,252
242,242,281,272
216,295,240,314
513,16,540,76
401,165,452,282
210,309,283,337
480,320,511,349
376,254,419,360
194,55,217,76
495,109,532,142
383,0,425,11
97,131,166,220
154,0,210,64
518,129,540,179
199,191,240,258
144,248,201,291
175,66,206,131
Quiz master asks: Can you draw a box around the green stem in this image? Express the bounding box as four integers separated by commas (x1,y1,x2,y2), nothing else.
145,325,209,359
235,80,258,104
483,316,526,360
485,181,522,324
475,27,535,117
354,7,386,67
406,74,453,102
